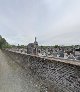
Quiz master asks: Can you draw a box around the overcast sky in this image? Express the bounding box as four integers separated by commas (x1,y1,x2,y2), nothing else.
0,0,80,45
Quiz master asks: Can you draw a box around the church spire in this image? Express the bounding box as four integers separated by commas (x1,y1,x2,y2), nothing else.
35,37,36,42
34,37,38,45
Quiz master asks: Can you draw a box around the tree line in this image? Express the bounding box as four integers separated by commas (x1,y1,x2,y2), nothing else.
0,35,11,49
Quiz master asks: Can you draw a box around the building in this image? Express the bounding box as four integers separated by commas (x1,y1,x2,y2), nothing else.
27,37,38,55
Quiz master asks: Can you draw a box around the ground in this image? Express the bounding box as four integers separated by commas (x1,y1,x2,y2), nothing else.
0,50,40,92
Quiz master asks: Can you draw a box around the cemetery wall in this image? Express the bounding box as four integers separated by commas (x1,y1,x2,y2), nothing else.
3,50,80,92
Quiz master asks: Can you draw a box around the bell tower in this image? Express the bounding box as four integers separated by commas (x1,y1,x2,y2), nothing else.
34,37,38,55
35,37,36,42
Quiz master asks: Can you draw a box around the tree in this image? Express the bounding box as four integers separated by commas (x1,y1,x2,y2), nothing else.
0,35,10,49
54,45,60,48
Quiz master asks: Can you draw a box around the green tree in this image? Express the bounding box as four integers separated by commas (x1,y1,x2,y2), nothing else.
0,35,10,49
54,45,60,48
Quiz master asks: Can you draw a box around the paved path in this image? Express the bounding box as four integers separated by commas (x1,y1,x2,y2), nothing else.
0,50,40,92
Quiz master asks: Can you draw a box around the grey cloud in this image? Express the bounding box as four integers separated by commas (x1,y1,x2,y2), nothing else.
0,0,80,45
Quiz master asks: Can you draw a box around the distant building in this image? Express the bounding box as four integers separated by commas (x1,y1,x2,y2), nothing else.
27,37,38,55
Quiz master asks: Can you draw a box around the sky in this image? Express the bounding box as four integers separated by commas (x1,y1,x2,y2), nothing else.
0,0,80,46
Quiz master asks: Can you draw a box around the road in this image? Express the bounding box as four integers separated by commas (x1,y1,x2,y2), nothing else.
0,50,41,92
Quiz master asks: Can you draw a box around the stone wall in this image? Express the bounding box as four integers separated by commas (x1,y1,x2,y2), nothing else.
3,50,80,92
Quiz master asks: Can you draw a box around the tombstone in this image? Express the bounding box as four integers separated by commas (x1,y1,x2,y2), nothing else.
68,53,75,60
64,53,68,59
58,50,64,57
53,52,57,57
76,56,80,60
